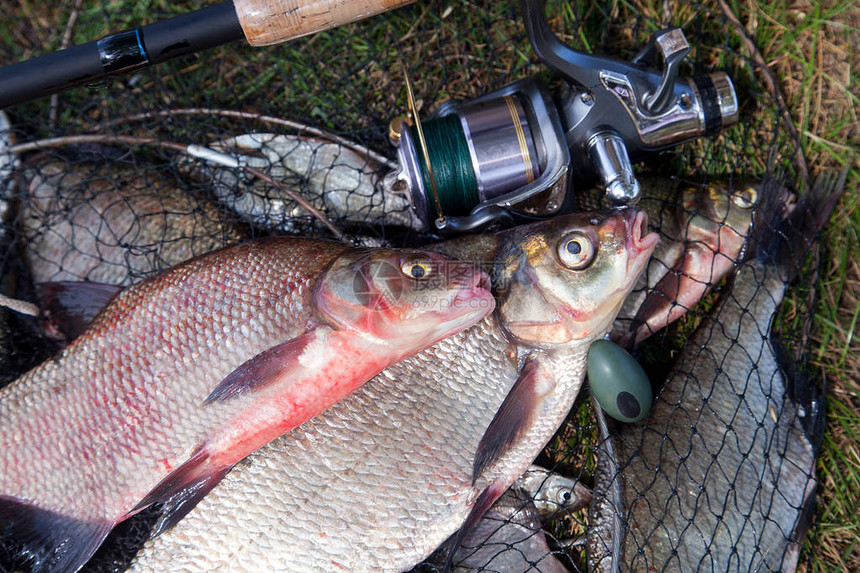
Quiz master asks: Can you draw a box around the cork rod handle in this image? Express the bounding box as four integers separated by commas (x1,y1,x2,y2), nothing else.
234,0,416,46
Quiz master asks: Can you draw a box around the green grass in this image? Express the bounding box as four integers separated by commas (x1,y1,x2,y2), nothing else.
0,0,857,570
808,172,860,571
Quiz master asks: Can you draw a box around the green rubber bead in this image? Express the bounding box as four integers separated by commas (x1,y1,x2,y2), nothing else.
587,339,652,423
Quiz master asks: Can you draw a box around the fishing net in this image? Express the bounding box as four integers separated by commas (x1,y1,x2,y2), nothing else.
0,0,852,571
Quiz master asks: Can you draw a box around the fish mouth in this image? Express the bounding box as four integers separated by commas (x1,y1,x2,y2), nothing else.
625,209,660,275
430,266,494,331
466,268,492,296
452,267,495,310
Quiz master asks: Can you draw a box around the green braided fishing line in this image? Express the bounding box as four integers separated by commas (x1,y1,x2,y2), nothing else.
410,115,478,216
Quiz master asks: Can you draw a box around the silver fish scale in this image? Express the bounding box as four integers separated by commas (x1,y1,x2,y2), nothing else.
132,316,591,572
589,260,816,573
0,239,342,529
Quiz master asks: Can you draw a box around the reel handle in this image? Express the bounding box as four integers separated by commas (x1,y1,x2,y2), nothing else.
522,0,739,205
236,0,415,46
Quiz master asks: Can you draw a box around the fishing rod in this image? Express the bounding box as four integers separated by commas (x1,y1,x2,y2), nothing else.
0,0,414,108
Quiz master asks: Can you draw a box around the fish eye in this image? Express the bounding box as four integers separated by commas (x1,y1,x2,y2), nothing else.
401,258,433,280
732,186,757,209
557,232,595,270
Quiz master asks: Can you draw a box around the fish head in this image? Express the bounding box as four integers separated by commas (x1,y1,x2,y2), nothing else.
520,469,592,518
680,181,761,259
314,249,495,347
495,209,659,346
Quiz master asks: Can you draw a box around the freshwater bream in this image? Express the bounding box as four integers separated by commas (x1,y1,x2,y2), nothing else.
0,238,494,573
587,174,842,572
130,208,657,572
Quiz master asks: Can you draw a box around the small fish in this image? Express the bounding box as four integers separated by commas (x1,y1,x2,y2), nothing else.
129,208,657,572
579,177,758,346
0,237,494,573
191,133,422,231
520,465,593,521
587,172,843,572
15,156,246,287
442,467,590,573
447,486,571,573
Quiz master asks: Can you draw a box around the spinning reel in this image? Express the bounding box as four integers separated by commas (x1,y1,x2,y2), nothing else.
385,0,739,232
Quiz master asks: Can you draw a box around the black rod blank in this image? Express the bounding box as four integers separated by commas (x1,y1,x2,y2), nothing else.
0,1,244,108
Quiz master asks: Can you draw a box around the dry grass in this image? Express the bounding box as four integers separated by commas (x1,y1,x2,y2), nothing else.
750,0,860,569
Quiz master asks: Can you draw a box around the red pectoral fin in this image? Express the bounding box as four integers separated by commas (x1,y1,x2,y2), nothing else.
203,332,316,404
138,334,324,533
631,244,714,345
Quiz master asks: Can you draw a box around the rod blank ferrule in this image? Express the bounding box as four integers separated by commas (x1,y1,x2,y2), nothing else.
0,2,243,108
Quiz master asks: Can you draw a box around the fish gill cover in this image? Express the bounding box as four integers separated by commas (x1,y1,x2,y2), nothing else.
0,0,855,572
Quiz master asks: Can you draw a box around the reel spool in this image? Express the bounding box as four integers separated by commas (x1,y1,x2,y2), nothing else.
387,78,569,232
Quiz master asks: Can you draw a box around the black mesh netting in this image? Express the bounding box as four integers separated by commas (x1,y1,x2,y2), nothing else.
0,0,844,571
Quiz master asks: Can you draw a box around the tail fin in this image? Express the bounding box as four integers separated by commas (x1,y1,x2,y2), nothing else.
0,496,113,573
753,169,847,281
